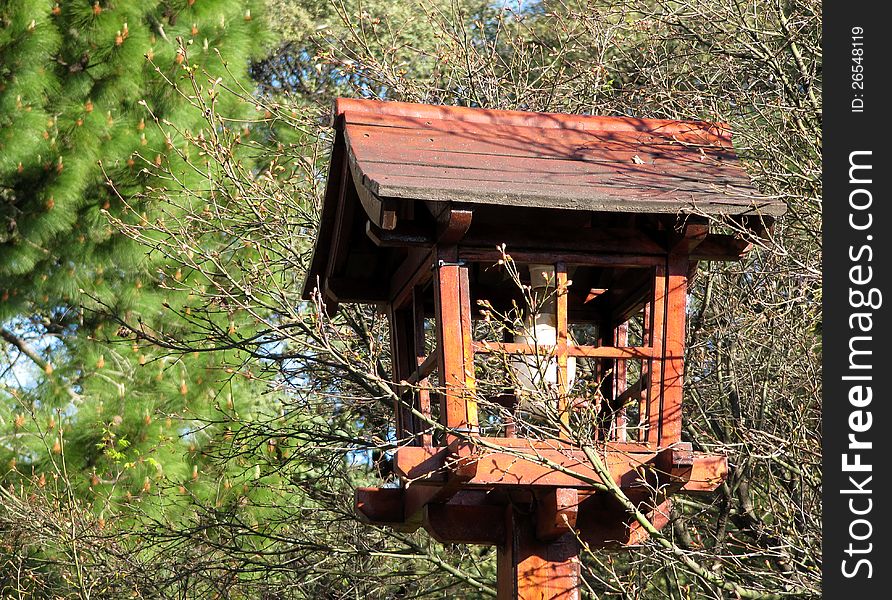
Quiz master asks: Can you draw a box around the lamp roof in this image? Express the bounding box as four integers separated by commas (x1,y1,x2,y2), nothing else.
303,99,784,304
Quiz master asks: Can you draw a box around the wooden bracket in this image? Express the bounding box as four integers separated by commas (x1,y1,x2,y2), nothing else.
424,501,506,545
536,488,580,541
355,486,418,533
654,442,695,487
447,439,480,481
651,443,728,493
733,214,775,239
670,222,709,255
436,207,473,245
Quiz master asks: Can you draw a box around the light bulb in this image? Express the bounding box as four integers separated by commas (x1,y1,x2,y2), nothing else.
510,265,576,417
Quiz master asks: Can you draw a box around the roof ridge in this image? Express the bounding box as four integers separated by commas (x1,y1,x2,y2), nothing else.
333,98,731,142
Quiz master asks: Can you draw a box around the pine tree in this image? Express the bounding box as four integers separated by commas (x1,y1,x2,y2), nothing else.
1,0,270,532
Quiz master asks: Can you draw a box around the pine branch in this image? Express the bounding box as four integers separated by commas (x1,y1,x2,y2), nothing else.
1,327,49,371
0,327,81,402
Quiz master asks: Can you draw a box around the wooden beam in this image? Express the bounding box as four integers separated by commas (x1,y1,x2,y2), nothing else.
459,247,666,268
403,480,461,526
556,263,571,433
459,264,479,436
424,503,506,545
355,487,417,531
536,488,579,542
669,221,709,255
404,351,438,386
498,506,581,600
472,341,656,360
412,287,433,447
682,454,728,492
433,257,478,439
366,220,434,247
463,225,667,256
389,248,434,310
646,263,667,445
575,498,672,548
660,256,688,445
395,444,655,488
612,322,629,442
690,234,753,261
609,276,654,327
614,375,646,408
394,441,726,495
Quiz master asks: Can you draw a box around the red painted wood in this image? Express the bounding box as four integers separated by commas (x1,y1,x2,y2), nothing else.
346,127,747,182
613,322,629,442
412,287,433,447
394,443,691,489
638,302,652,442
660,256,689,445
336,97,733,142
554,264,571,434
459,248,667,268
433,258,478,437
355,487,404,525
352,151,751,195
536,488,579,541
473,341,656,360
646,264,667,445
313,100,749,600
459,265,478,431
389,307,416,442
362,172,760,212
575,498,672,547
424,503,506,545
498,506,581,600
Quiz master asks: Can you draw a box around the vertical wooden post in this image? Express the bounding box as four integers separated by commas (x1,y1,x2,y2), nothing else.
613,321,629,442
555,263,570,435
598,318,616,442
645,257,688,446
498,506,581,600
660,256,688,445
638,301,651,443
458,262,478,432
433,251,478,441
389,307,416,442
646,263,667,446
412,287,433,447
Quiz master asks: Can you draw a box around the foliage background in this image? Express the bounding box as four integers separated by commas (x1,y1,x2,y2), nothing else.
1,1,820,598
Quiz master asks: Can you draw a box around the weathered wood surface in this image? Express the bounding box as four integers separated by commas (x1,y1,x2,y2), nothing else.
312,99,752,599
472,341,657,359
498,506,581,600
393,440,727,492
334,98,785,218
357,487,685,549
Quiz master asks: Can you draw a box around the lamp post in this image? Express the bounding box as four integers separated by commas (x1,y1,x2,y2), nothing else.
304,98,785,598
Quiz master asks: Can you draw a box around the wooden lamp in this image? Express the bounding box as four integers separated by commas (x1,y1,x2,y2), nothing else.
303,99,785,599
